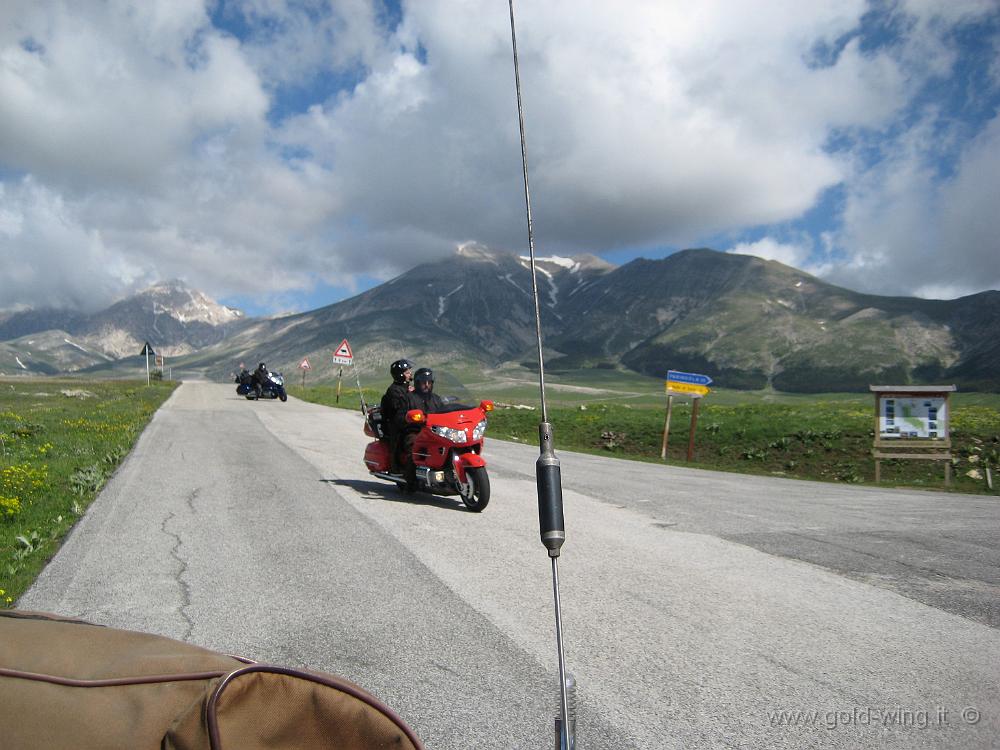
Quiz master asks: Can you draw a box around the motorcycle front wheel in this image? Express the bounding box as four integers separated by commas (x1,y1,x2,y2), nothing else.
457,466,490,512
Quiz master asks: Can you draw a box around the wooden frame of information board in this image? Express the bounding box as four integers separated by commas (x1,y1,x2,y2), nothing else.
870,385,956,486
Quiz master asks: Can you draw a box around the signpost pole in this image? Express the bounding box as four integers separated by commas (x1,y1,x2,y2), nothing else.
687,395,701,462
665,369,711,463
336,367,343,403
145,349,150,386
660,393,673,460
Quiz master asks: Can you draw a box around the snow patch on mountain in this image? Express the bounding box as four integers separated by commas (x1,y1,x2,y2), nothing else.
437,284,465,320
531,265,560,308
501,274,530,296
518,255,578,271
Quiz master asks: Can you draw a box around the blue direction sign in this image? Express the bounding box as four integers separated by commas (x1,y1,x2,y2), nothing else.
667,370,713,386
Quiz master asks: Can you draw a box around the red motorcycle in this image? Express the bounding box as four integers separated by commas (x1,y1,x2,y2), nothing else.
363,400,494,511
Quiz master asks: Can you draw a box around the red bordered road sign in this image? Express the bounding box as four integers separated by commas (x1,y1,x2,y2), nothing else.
332,339,353,365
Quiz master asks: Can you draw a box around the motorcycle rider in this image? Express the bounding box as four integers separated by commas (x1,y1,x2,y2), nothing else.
399,368,445,490
252,362,269,398
380,358,415,473
407,368,445,415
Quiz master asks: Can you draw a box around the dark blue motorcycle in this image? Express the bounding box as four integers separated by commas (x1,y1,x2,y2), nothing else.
235,369,287,402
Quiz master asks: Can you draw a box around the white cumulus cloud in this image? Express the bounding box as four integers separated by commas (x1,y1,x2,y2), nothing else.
0,0,997,314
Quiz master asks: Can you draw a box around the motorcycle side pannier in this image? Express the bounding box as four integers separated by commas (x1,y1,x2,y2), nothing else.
365,406,385,439
0,610,423,750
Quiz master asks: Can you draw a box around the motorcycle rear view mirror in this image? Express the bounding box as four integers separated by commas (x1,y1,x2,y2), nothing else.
405,409,426,424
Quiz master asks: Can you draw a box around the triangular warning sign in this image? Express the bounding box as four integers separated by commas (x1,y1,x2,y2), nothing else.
299,358,311,370
334,339,353,358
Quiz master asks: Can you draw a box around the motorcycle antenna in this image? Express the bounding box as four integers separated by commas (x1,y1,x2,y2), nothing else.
507,2,574,747
353,360,368,415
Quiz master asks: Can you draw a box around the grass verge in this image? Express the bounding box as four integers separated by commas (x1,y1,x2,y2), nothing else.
0,379,177,608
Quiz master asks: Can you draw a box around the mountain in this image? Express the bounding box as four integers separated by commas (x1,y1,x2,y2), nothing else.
2,249,997,391
0,331,116,375
175,246,997,392
83,280,244,357
0,281,243,375
551,249,1000,391
171,243,615,382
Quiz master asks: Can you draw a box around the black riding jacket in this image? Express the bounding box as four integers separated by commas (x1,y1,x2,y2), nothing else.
404,390,445,432
380,381,412,438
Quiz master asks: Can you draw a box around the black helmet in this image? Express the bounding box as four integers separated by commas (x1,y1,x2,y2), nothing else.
390,358,415,383
414,367,434,384
258,362,266,370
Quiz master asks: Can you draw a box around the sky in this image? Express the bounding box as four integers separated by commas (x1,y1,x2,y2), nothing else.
1,0,999,317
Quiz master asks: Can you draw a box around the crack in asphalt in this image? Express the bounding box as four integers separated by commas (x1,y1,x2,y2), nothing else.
758,653,864,704
161,488,200,641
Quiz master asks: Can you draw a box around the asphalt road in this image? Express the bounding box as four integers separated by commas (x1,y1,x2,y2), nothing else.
19,382,1000,749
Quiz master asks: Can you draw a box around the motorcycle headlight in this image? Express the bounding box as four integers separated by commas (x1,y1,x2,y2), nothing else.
471,419,488,441
431,425,469,443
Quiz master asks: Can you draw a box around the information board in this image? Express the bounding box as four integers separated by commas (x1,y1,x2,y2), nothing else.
878,396,947,440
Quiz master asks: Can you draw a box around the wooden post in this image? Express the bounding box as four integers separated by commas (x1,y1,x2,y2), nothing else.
336,367,343,403
873,393,880,482
686,395,701,462
660,393,674,460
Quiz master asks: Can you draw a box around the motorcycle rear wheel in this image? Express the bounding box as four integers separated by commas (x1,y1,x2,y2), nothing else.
458,467,490,512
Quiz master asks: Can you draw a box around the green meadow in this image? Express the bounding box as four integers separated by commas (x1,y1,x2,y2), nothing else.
0,379,177,608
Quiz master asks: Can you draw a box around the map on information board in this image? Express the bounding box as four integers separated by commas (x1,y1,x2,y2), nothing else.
879,397,947,440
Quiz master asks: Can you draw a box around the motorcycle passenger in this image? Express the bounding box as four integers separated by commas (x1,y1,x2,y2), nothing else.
252,362,269,398
380,358,414,474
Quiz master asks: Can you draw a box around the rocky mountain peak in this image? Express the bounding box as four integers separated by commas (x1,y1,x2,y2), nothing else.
128,280,243,326
454,242,499,262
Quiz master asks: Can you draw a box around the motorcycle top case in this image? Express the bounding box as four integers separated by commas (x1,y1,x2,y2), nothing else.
0,610,424,750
